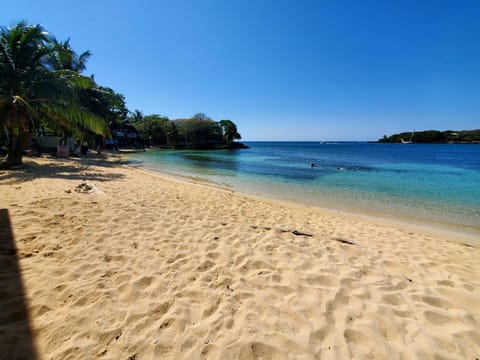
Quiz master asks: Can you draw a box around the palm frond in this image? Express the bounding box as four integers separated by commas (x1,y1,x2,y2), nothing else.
26,70,94,105
41,103,109,135
54,70,95,89
27,81,76,105
77,50,92,71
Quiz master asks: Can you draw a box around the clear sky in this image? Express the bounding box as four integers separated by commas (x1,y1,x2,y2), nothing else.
2,0,479,140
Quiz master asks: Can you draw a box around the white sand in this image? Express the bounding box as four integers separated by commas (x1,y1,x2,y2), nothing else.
1,155,479,359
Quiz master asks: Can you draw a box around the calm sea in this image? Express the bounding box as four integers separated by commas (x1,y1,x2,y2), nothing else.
127,142,480,233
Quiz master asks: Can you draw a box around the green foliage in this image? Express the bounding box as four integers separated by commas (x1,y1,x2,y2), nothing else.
129,112,243,149
191,113,211,121
48,38,92,72
80,86,128,125
176,118,222,148
378,130,480,143
0,21,113,166
130,114,172,146
219,119,241,145
0,21,246,162
130,109,144,123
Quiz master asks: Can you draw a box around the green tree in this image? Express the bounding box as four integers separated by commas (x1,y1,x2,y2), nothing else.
219,119,241,145
144,115,170,145
165,121,178,148
177,118,220,148
0,22,108,167
43,38,109,146
192,113,211,121
130,109,144,123
130,113,171,146
81,86,128,125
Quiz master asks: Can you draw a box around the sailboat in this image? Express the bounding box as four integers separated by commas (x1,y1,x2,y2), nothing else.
401,130,415,144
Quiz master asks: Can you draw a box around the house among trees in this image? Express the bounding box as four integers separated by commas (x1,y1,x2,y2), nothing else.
108,122,141,148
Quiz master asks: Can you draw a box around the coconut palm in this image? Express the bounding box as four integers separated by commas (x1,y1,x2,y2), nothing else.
130,109,144,123
0,21,108,168
48,38,92,72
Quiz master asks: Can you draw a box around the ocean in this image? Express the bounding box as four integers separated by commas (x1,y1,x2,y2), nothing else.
126,142,480,233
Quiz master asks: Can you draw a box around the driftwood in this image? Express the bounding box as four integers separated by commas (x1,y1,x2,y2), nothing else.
276,228,314,237
332,237,357,245
281,229,313,237
254,226,314,237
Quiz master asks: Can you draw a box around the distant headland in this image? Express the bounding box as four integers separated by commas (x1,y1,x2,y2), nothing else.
378,130,480,144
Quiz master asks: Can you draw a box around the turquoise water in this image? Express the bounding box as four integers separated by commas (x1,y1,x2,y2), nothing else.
127,142,480,232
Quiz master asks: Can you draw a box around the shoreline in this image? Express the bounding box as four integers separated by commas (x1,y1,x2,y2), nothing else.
126,156,480,246
1,154,479,359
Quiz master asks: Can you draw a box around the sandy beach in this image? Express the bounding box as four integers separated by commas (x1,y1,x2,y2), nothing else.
1,154,479,360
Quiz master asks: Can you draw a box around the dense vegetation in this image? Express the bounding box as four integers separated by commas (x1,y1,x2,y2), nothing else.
0,22,244,168
129,112,244,149
378,130,480,144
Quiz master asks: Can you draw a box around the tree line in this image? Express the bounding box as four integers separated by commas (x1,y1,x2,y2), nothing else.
0,21,244,169
129,111,243,149
378,130,480,144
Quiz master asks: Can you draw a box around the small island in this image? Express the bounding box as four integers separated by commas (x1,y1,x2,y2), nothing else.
378,129,480,144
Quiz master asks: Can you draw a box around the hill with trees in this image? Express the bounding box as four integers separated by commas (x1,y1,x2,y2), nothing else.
378,130,480,144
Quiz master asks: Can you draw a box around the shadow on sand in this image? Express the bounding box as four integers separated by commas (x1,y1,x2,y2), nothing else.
0,154,128,184
0,208,38,359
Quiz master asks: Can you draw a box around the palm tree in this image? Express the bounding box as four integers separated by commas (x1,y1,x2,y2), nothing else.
48,38,92,72
130,109,144,123
0,21,108,168
165,121,178,148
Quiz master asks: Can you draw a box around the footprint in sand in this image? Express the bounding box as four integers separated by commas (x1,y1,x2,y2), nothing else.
436,279,454,287
420,295,452,309
135,276,153,289
423,309,474,332
308,326,331,351
306,274,334,287
197,260,216,272
381,293,404,306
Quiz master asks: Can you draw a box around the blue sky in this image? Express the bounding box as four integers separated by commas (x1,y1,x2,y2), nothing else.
2,0,479,140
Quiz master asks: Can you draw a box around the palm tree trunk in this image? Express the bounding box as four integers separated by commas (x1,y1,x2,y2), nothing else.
4,128,30,168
